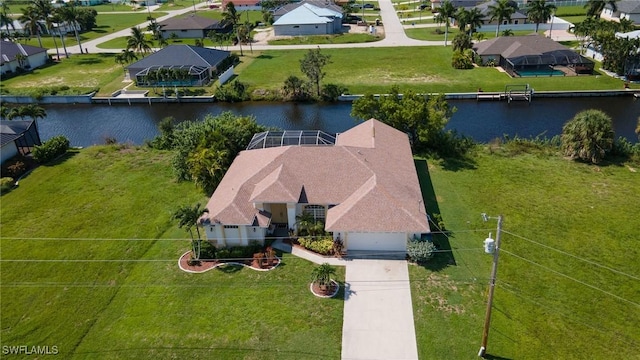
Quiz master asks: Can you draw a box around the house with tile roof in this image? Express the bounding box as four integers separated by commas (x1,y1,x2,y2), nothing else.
126,45,230,86
0,120,42,165
0,41,48,76
601,0,640,24
473,35,594,77
199,119,430,255
273,2,343,36
158,15,230,39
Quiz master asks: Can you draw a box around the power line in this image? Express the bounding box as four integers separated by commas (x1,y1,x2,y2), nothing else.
500,249,640,308
502,229,640,282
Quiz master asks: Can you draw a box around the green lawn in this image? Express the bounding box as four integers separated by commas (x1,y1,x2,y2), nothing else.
405,28,542,41
0,146,345,359
14,12,165,50
412,150,640,359
268,33,382,45
558,15,587,24
237,47,630,95
555,5,587,17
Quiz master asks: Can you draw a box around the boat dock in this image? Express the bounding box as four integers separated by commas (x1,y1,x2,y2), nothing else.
477,84,533,103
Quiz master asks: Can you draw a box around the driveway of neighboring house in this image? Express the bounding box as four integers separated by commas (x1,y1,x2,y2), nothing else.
341,259,418,360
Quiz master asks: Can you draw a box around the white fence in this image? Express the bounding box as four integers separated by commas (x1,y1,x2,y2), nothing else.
218,66,235,85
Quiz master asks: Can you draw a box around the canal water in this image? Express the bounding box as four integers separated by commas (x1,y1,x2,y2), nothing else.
38,97,640,147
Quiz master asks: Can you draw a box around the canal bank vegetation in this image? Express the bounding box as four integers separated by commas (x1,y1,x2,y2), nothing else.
1,135,638,358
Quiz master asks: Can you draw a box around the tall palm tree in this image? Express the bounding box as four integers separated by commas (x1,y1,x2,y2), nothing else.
172,203,209,260
455,7,470,35
222,2,242,55
466,8,483,36
488,0,516,37
126,26,152,56
57,3,84,54
585,0,617,19
526,0,556,33
19,6,44,48
0,1,15,36
30,0,64,59
50,12,69,58
18,104,46,122
438,0,456,46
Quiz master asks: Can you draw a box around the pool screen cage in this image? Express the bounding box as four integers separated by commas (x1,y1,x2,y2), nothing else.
135,65,210,87
503,50,594,76
247,130,336,150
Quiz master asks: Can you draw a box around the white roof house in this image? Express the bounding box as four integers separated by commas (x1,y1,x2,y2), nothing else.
199,119,430,256
273,3,343,36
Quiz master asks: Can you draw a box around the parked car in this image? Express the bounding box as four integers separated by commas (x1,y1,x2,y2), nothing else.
418,3,429,10
209,4,220,8
363,3,374,9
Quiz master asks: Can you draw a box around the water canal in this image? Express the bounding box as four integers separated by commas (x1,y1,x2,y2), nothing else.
39,97,640,147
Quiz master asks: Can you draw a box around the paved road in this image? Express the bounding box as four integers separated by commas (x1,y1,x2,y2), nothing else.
57,0,442,55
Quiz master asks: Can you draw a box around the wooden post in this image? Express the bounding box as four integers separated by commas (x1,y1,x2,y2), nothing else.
478,215,503,357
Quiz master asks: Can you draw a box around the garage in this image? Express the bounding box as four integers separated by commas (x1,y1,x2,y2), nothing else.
346,232,407,253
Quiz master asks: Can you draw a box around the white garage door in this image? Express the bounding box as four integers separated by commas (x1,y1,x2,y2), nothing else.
346,232,407,252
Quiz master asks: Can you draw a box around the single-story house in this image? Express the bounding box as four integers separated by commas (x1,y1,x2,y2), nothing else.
199,119,431,255
158,15,230,39
472,0,528,26
273,2,343,36
0,120,42,165
473,35,594,77
601,0,640,24
273,0,343,21
222,0,261,11
126,45,230,86
430,0,485,10
0,41,48,75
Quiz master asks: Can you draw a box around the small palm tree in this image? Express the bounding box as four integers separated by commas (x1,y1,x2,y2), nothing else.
172,203,209,260
126,26,152,57
561,109,614,164
311,263,336,291
526,0,556,33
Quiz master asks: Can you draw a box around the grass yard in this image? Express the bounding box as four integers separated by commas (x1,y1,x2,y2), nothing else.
412,151,640,359
0,145,345,359
405,28,544,41
268,33,382,45
13,12,165,50
0,53,122,96
237,47,630,95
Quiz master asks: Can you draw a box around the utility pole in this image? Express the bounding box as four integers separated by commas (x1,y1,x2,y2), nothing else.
478,214,503,358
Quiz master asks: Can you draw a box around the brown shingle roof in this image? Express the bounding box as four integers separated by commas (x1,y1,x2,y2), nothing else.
201,119,430,233
473,34,567,57
158,15,223,31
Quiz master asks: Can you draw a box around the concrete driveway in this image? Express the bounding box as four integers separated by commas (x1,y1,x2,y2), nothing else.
341,259,418,360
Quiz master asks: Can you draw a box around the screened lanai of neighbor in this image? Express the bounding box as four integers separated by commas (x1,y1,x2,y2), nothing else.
135,65,210,87
246,130,337,150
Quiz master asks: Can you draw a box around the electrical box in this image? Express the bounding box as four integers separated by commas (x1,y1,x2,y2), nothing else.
484,233,496,254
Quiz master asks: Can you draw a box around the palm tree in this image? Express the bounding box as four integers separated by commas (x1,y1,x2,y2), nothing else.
57,3,84,54
172,203,209,260
222,2,242,55
18,104,46,121
283,75,306,100
526,0,556,33
14,53,27,68
585,0,617,19
455,7,469,35
438,0,456,46
488,0,516,38
310,263,336,291
50,11,69,58
126,26,152,56
1,1,15,36
561,109,614,164
19,6,44,48
30,0,63,59
466,8,483,36
114,49,138,74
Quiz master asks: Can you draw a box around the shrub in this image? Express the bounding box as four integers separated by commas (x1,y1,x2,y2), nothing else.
451,50,473,69
0,177,15,194
561,109,614,164
298,236,334,255
32,135,70,164
321,83,348,101
6,161,25,178
407,238,437,264
199,240,217,260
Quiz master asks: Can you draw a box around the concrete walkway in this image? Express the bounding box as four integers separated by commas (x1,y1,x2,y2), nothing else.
342,260,418,360
272,240,419,359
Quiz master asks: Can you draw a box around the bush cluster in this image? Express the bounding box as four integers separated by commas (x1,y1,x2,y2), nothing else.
406,238,437,264
215,241,263,260
298,236,334,255
0,177,15,194
32,135,70,164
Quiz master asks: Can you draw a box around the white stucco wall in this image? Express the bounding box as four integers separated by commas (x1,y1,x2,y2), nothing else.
1,142,18,165
274,23,331,36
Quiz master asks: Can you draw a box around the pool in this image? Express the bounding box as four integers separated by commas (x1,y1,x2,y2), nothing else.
515,68,566,77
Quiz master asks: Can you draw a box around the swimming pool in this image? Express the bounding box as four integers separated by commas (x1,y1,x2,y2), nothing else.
515,68,566,77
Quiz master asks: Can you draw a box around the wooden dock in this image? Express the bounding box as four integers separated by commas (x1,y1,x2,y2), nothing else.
476,93,504,101
476,84,533,103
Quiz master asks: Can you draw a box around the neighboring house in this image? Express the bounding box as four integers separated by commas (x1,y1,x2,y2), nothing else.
0,120,42,165
601,0,640,24
471,0,528,26
430,0,485,11
199,119,431,255
273,2,343,36
126,44,230,86
473,35,594,77
221,0,261,10
0,41,48,75
158,15,230,39
273,0,343,21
